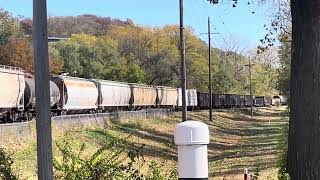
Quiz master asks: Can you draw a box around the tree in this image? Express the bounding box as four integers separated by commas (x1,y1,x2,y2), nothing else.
54,33,146,83
0,9,20,45
0,37,34,72
252,63,277,96
288,0,320,178
277,39,291,99
19,18,32,35
0,37,64,74
55,41,83,76
145,50,179,86
47,15,133,37
48,44,64,74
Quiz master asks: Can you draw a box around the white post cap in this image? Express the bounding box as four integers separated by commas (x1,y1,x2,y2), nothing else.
244,168,248,174
174,121,210,145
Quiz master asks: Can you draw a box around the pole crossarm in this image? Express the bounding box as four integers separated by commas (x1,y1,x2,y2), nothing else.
200,33,219,35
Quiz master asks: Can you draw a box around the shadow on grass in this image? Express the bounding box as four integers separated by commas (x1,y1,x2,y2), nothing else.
84,120,178,161
84,107,286,178
209,156,279,177
188,108,287,177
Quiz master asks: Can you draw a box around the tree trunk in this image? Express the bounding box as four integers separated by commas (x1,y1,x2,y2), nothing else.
289,0,320,178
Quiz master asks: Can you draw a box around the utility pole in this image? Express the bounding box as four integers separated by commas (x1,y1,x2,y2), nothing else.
178,0,218,122
249,58,253,118
200,17,218,122
179,0,187,122
208,17,213,122
245,58,255,118
33,0,53,179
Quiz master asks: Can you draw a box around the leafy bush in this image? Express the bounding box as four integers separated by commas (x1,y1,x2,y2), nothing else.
250,166,260,180
53,130,177,180
0,148,18,180
53,139,144,179
146,161,177,180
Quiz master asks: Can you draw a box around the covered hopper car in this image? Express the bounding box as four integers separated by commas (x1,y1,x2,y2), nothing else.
0,65,25,122
96,80,131,111
156,87,178,107
131,84,157,108
24,77,61,113
51,76,99,114
0,64,275,123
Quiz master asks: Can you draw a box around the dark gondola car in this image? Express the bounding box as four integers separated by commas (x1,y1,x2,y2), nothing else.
264,96,272,106
254,96,265,107
239,95,245,107
225,94,234,108
197,92,210,109
244,95,254,107
214,94,226,108
232,94,241,107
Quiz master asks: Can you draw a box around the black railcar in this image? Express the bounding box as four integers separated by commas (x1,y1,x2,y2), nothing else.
232,94,241,107
225,94,234,108
254,96,265,107
264,96,272,106
213,94,226,108
239,95,245,107
244,95,254,107
197,92,210,109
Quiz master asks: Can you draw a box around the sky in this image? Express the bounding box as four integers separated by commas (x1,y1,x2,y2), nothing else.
0,0,275,51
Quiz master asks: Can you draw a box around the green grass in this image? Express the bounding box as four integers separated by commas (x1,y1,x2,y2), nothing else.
3,106,286,179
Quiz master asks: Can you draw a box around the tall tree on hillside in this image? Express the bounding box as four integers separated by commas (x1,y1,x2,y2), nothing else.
288,0,320,178
19,18,33,35
0,37,34,72
0,9,20,45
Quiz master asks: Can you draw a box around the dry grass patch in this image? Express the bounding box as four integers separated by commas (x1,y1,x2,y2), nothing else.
6,107,286,179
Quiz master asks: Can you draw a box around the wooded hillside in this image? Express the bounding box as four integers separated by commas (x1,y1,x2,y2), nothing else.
0,9,277,95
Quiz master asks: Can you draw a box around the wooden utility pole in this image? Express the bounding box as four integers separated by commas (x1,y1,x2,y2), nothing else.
200,17,218,122
208,17,213,122
33,0,53,179
179,0,187,122
249,58,253,118
245,58,254,118
178,0,218,122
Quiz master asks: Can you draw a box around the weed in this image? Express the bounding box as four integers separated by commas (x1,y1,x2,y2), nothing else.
0,148,18,180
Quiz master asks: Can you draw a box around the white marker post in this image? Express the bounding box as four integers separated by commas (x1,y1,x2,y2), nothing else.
174,121,210,179
244,168,249,180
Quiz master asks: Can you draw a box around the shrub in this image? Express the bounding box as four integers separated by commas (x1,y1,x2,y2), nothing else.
146,160,177,180
0,148,18,180
53,130,177,180
250,166,260,180
53,138,144,179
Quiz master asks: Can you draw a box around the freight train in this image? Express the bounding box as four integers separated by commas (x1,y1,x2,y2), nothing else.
0,65,276,123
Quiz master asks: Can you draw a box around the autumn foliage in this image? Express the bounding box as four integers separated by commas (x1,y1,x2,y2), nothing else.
0,9,277,95
0,37,34,72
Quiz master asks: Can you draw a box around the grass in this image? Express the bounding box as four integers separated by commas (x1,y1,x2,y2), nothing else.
1,106,287,179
